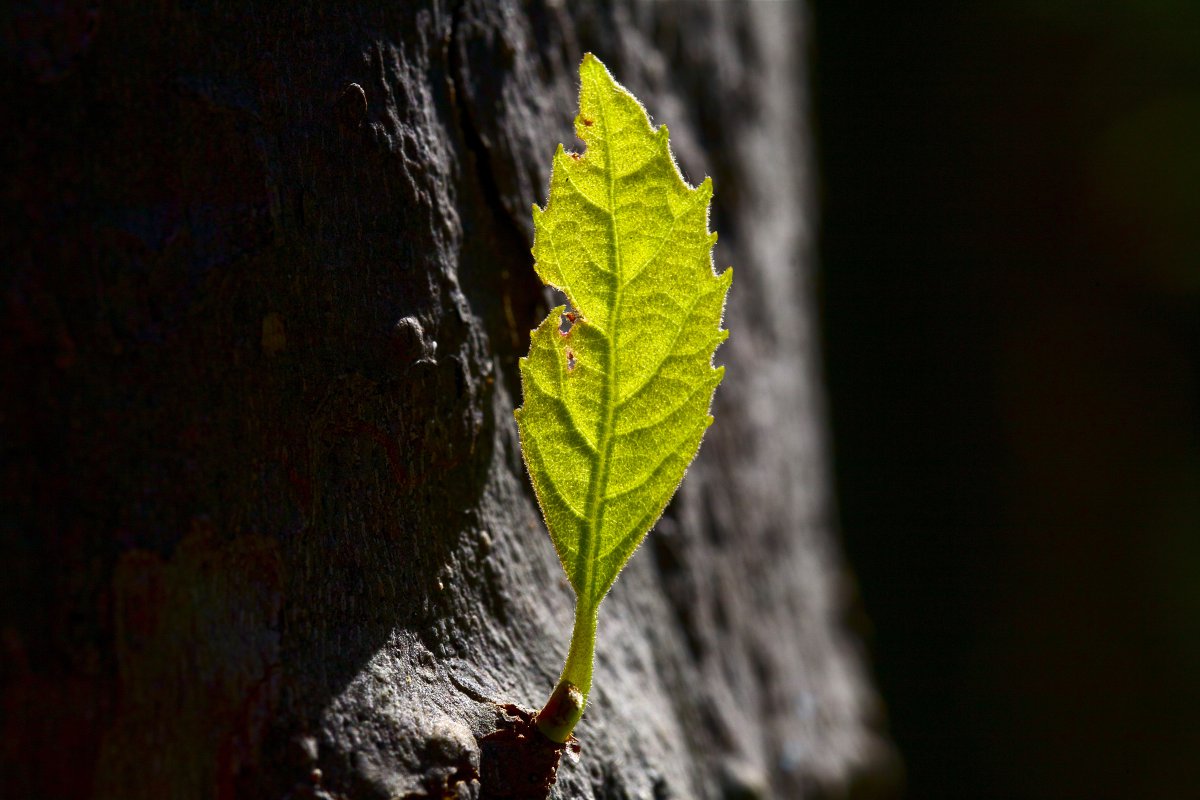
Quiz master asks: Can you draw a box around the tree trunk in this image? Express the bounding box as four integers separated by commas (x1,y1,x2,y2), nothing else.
1,2,893,797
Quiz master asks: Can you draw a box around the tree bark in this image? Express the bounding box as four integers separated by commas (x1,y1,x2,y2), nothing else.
1,2,893,797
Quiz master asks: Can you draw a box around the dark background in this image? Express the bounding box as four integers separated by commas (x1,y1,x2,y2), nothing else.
813,2,1199,798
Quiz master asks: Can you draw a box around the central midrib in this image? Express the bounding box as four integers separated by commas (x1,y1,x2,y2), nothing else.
578,81,622,609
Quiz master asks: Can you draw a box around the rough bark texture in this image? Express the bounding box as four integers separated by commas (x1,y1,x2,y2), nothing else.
2,2,892,798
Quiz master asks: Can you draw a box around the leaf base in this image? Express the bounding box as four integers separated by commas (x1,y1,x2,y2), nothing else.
535,680,586,744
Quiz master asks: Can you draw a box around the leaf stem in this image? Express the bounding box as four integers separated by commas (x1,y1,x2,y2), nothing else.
536,601,598,743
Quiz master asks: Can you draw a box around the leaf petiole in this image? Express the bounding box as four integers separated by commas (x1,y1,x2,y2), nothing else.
536,601,597,743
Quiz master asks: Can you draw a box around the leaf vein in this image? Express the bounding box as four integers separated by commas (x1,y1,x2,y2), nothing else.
523,438,589,523
559,161,609,215
602,426,692,505
615,379,713,440
616,283,723,408
525,376,599,454
620,189,708,288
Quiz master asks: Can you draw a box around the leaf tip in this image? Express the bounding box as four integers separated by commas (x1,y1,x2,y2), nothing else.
579,52,621,100
580,52,606,79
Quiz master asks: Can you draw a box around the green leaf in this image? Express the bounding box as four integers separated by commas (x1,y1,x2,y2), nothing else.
515,54,731,742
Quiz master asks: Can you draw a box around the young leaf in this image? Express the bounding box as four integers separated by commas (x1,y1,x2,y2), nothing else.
515,53,731,743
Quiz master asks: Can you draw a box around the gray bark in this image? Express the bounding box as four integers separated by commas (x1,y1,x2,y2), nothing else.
0,2,893,797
